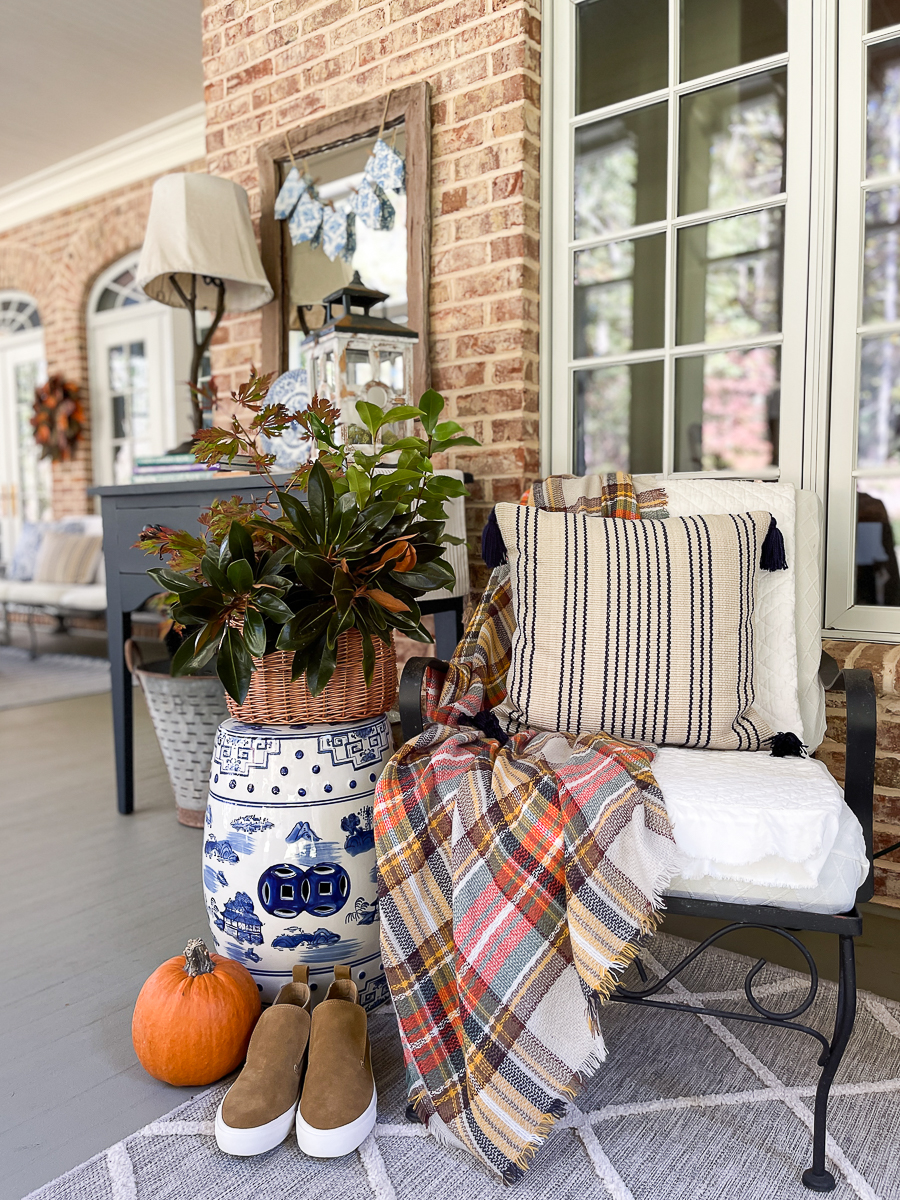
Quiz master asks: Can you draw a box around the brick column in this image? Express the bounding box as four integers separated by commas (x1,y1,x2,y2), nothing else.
820,640,900,905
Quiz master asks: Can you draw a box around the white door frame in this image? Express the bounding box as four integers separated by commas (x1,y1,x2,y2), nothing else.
87,257,194,487
0,327,48,560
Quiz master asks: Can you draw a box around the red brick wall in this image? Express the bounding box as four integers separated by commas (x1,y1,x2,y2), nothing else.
820,641,900,905
201,0,542,587
0,164,204,516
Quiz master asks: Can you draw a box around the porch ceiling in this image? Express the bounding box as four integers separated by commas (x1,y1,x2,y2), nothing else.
0,0,203,189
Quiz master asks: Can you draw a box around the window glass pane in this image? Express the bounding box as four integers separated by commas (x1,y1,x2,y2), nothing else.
870,1,900,33
574,105,668,239
681,0,787,82
867,39,900,178
676,207,784,344
674,346,780,471
863,187,900,324
678,69,787,215
574,234,666,358
575,361,664,474
857,333,900,467
576,0,668,115
855,480,900,605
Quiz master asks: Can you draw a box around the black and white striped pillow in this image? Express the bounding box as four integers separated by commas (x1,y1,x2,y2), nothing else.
495,504,775,750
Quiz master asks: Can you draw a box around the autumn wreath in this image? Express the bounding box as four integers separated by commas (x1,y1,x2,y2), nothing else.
32,375,84,462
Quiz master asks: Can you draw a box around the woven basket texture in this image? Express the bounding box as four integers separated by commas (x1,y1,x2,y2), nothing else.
135,668,229,820
226,629,398,724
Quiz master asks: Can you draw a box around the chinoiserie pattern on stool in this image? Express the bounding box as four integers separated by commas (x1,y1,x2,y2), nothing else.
203,715,393,1009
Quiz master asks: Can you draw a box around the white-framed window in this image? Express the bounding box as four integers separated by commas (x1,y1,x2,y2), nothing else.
546,0,815,484
826,0,900,637
545,0,900,642
0,290,49,562
88,255,195,486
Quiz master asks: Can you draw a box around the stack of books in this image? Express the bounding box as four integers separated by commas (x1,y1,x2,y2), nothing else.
132,455,221,484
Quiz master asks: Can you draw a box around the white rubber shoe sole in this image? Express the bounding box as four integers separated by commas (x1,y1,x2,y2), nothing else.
295,1087,377,1157
215,1096,298,1156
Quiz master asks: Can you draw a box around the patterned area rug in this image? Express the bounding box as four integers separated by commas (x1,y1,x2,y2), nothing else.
0,646,113,710
23,934,900,1200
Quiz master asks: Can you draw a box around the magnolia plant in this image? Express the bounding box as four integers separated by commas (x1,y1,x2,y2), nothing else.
138,372,477,704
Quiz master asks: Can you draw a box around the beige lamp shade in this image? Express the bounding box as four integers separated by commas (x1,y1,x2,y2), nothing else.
137,173,273,312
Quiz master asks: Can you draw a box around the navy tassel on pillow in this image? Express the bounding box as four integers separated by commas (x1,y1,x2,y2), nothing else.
760,515,787,571
481,507,507,568
768,731,807,758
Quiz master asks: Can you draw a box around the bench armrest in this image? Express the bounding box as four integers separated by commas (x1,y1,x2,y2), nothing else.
399,656,450,741
820,650,876,904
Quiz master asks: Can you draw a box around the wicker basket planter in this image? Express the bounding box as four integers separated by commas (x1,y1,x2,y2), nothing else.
225,629,398,725
125,639,230,826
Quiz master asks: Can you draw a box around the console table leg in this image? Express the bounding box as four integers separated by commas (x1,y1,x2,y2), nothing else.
110,608,134,815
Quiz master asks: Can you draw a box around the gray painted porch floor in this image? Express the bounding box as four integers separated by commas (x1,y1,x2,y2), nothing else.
2,658,899,1199
0,690,209,1200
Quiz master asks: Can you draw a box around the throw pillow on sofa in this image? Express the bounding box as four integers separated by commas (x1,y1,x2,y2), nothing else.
494,503,776,750
32,531,102,585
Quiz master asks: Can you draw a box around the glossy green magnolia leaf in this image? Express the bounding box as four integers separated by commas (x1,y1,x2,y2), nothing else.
424,474,467,497
200,555,230,591
434,420,465,440
217,625,254,704
306,461,333,534
254,591,293,623
304,635,338,696
277,492,317,544
277,606,332,652
242,606,267,657
228,521,255,567
417,389,444,436
226,557,254,592
147,567,199,594
294,552,335,594
325,607,354,648
355,400,385,437
383,405,423,425
169,630,202,677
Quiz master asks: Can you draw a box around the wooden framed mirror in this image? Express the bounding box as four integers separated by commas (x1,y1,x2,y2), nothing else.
257,82,431,401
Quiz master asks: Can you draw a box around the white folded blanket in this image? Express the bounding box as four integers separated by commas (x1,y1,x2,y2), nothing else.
653,747,851,889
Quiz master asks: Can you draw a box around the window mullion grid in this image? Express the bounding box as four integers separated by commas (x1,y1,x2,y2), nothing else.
662,0,679,476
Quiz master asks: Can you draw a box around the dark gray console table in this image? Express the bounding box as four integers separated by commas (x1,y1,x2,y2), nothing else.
90,476,464,815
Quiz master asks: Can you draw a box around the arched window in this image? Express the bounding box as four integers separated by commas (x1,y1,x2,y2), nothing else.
0,292,42,334
0,290,49,561
88,254,196,487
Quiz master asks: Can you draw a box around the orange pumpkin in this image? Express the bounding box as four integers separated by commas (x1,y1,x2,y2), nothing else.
132,938,261,1086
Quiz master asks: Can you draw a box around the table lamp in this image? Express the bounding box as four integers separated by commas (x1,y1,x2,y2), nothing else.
137,173,274,430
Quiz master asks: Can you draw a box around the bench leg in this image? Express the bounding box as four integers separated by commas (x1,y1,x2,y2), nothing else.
802,934,857,1191
27,609,39,659
0,602,8,645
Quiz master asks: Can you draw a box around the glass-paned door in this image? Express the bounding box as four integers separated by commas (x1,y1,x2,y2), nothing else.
89,314,165,486
0,331,49,563
548,0,812,481
827,0,900,633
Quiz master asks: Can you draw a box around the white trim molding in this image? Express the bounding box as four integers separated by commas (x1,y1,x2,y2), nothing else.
0,103,206,234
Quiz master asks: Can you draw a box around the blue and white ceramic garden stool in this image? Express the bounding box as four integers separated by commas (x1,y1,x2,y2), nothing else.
203,715,392,1010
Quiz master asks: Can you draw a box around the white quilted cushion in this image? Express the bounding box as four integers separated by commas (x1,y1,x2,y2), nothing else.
654,746,850,886
634,477,805,741
666,801,868,915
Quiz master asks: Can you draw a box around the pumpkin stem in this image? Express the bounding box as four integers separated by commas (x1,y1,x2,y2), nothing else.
183,938,216,977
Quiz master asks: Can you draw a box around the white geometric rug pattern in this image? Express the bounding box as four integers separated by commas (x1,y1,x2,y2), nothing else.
24,935,900,1200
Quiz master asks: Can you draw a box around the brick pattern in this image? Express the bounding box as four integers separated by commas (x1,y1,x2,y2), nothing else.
201,0,542,588
0,164,204,517
819,640,900,901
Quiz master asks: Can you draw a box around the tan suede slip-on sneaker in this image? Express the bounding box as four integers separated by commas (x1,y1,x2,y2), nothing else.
215,965,311,1156
295,965,377,1157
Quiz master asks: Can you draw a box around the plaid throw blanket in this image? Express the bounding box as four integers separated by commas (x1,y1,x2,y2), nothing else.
374,474,677,1181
